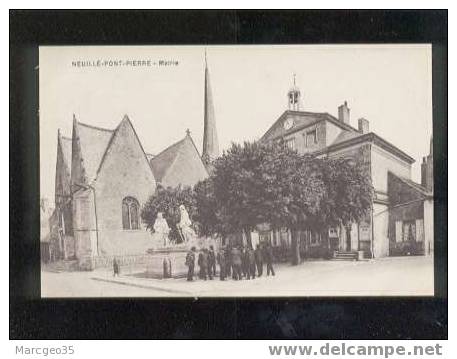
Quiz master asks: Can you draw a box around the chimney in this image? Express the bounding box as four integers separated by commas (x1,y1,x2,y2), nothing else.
358,118,369,134
421,157,427,188
338,101,350,124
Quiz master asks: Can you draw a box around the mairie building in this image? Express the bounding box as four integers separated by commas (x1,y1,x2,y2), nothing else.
257,81,434,259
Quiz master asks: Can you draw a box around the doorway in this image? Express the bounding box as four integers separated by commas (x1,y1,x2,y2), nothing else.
346,226,352,251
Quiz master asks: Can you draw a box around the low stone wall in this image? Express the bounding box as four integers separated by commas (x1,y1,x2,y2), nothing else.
78,253,150,271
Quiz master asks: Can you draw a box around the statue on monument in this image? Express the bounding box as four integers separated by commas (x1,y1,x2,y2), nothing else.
153,212,170,247
178,204,194,243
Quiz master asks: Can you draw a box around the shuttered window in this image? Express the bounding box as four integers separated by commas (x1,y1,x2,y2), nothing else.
395,221,402,243
415,219,424,242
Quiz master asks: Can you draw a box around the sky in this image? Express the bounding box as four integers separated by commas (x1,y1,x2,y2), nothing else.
39,44,432,202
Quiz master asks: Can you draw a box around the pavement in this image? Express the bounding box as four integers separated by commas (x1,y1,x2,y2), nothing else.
41,256,434,298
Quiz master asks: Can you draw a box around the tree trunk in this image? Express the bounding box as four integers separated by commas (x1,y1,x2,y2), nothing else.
322,229,331,259
244,228,253,249
290,229,301,265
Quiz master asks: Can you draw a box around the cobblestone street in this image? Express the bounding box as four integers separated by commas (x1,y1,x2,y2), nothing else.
41,256,434,297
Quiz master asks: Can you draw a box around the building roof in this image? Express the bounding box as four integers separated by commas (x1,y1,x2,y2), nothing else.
75,121,114,183
150,133,208,187
330,130,363,146
261,110,359,142
389,172,433,197
150,138,185,182
63,115,209,192
261,109,415,165
59,135,73,175
323,132,416,164
70,115,156,188
60,136,72,164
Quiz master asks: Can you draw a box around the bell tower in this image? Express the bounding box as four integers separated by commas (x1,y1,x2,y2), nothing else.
287,73,301,111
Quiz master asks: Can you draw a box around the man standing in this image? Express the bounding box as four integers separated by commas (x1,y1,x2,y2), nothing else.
254,244,263,277
208,245,217,278
265,243,276,276
198,248,209,280
217,246,226,281
241,246,249,279
247,247,256,279
225,244,232,278
185,247,196,281
113,257,120,277
231,246,242,280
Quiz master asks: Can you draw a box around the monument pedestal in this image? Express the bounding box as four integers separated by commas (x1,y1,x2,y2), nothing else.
145,246,189,279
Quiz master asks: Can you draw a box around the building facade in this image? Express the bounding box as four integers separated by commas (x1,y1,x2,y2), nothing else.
259,83,433,259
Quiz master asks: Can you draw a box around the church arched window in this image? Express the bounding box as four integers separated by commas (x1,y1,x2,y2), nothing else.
122,197,140,230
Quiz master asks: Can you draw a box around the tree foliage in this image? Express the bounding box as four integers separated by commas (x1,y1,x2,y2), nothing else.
316,156,374,229
141,140,374,261
141,185,195,243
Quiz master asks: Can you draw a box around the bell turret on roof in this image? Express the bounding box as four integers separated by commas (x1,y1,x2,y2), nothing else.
287,73,301,111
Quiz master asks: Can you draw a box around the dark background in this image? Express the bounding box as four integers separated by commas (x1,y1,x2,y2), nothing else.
10,10,447,339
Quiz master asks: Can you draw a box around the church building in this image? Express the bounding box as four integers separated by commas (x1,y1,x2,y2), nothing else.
49,56,219,269
259,79,434,259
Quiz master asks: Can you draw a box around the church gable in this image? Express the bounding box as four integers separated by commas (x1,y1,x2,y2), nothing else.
150,134,209,189
160,135,209,188
96,116,156,189
93,116,156,231
95,117,154,191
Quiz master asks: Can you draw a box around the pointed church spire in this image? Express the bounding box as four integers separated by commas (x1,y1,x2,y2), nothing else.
202,49,219,167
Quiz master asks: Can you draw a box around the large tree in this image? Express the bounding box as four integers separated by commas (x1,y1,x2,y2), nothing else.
259,142,326,264
315,156,374,255
200,140,327,263
209,141,272,246
192,178,227,239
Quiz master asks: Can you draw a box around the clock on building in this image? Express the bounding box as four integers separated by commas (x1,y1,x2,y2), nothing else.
283,118,294,130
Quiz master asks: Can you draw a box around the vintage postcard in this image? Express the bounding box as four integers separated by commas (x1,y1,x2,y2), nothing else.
39,45,434,297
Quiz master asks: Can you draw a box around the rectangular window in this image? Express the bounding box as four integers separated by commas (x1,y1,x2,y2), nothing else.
395,221,402,243
285,138,295,151
415,219,424,242
403,220,416,242
305,129,317,147
310,231,320,245
328,228,338,237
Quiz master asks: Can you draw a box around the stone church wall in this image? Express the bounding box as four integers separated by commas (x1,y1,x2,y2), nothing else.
94,119,156,257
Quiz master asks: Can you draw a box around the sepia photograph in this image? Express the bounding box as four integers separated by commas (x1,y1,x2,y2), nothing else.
38,44,435,298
